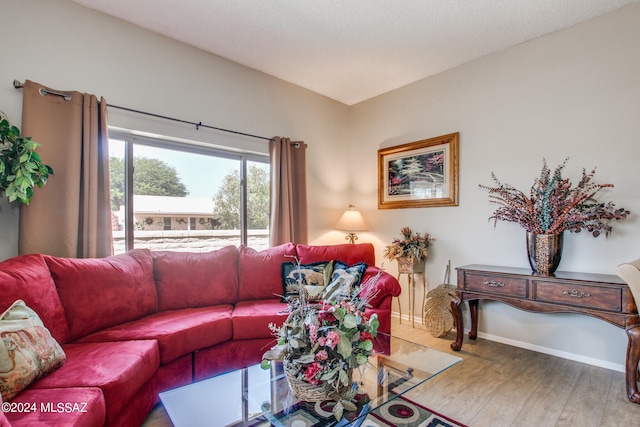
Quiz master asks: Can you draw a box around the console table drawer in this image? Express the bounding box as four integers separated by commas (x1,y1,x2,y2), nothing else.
463,273,528,298
533,281,621,311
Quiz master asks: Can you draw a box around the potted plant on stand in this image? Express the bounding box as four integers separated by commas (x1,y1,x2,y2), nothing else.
384,227,434,327
0,113,53,205
383,226,434,273
480,158,629,275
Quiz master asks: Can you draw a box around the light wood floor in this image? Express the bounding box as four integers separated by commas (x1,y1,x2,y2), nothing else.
142,317,640,426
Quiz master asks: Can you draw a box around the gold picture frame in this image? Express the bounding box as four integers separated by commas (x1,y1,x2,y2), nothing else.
378,133,459,209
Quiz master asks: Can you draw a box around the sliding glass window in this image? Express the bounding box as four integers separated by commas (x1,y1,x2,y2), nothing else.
109,131,269,255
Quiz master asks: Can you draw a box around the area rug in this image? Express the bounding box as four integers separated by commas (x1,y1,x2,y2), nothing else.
363,394,466,427
248,392,466,427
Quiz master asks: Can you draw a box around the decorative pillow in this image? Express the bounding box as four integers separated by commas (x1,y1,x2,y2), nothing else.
281,261,334,302
0,300,66,401
323,261,368,301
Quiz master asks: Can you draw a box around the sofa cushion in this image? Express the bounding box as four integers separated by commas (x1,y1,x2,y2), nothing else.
0,300,66,401
238,243,297,301
296,243,376,266
31,340,159,424
281,261,334,301
323,261,368,301
76,305,234,365
5,387,105,427
194,338,275,381
153,246,239,310
0,254,70,344
45,249,158,341
231,299,289,340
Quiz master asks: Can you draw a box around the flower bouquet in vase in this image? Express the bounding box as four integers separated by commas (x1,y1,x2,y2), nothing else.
261,258,380,421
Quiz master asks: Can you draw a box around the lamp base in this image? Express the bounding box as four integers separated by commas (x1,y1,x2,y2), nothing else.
344,233,358,244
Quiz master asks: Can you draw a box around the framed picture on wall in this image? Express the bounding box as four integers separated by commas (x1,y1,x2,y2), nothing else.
378,132,459,209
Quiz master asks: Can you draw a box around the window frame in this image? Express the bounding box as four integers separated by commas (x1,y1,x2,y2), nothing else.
109,129,269,252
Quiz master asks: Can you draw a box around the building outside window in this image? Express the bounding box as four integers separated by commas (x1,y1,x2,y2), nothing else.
109,131,270,254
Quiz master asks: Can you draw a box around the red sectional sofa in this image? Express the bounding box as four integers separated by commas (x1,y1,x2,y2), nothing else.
0,243,400,426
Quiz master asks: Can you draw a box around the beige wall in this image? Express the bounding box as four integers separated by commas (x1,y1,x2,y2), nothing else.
349,3,640,370
1,0,639,370
0,0,349,260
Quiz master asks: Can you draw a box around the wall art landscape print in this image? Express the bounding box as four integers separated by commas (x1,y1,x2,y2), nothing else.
378,133,459,209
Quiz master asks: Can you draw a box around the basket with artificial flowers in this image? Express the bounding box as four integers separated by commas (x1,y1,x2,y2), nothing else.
261,257,381,420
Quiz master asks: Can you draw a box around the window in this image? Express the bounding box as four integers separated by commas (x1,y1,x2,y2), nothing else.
109,131,270,254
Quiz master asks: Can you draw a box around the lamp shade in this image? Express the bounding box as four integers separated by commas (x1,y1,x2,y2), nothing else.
335,205,368,232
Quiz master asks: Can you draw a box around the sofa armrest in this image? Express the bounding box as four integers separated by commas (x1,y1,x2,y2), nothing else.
359,267,401,308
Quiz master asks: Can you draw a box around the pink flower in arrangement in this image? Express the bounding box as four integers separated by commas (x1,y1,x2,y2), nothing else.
318,337,327,346
326,331,340,349
305,362,321,384
308,324,318,343
315,350,328,361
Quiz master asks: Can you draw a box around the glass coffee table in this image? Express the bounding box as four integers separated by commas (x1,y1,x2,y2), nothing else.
159,333,461,426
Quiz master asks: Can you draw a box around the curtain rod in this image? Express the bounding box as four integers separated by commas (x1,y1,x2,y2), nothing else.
12,79,273,142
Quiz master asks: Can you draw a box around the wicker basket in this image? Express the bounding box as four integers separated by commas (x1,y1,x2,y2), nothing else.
284,360,352,402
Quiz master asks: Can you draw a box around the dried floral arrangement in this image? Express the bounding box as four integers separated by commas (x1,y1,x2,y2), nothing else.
383,227,434,261
261,258,381,421
480,158,629,237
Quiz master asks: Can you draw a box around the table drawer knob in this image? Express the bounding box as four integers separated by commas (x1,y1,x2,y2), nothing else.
561,289,591,298
483,280,505,287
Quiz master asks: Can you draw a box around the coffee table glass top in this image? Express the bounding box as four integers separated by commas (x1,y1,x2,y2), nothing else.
159,333,461,426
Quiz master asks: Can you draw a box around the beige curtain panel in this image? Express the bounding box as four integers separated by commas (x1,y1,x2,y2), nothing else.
269,136,308,246
19,80,112,258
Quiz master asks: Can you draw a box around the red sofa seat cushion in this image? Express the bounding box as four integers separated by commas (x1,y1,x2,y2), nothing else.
238,243,297,301
0,254,70,344
231,299,289,340
45,249,158,341
194,338,275,381
76,305,234,365
152,246,239,310
5,387,105,427
31,340,159,424
296,243,376,266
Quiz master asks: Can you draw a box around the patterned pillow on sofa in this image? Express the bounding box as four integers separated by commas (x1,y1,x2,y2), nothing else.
323,261,368,301
281,261,335,302
0,300,66,401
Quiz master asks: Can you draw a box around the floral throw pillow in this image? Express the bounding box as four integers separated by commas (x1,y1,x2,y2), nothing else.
323,261,368,301
0,300,66,401
281,261,335,302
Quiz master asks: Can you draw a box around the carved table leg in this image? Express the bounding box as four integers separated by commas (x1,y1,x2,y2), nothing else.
468,299,479,340
451,297,463,351
625,325,640,403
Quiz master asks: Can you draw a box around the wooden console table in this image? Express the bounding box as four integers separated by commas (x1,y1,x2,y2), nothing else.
450,264,640,404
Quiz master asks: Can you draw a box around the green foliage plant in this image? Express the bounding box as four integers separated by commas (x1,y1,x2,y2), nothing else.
0,115,53,205
480,158,629,237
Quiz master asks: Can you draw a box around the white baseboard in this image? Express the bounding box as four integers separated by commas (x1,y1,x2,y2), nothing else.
473,330,625,373
391,312,625,373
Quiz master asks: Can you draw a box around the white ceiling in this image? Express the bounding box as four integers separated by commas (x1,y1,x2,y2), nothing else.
72,0,638,105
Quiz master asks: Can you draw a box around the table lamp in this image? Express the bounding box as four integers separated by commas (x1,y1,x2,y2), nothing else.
335,205,369,244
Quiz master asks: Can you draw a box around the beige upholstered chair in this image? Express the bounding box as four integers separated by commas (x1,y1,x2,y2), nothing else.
617,258,640,403
617,258,640,305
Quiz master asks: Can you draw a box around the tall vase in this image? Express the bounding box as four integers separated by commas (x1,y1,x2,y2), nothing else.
526,231,564,275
